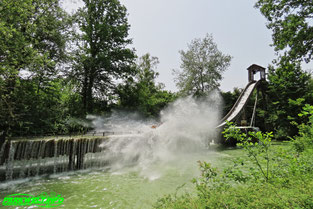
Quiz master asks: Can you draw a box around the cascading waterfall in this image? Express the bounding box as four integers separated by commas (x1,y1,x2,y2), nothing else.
0,138,107,181
5,141,15,181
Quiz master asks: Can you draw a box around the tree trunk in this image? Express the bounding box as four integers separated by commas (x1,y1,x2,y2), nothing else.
82,67,89,115
86,73,95,113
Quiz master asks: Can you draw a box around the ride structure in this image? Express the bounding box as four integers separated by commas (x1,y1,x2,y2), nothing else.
217,64,267,145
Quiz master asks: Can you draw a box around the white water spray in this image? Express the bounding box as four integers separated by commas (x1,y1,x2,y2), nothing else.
96,92,222,179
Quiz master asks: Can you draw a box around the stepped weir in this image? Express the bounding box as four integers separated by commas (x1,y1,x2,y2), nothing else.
0,137,107,181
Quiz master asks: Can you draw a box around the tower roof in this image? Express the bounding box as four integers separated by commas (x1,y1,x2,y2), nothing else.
247,64,265,71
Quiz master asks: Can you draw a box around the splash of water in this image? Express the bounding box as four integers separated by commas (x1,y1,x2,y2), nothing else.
97,92,222,179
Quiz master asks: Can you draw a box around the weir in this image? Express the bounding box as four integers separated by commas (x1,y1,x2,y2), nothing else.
0,137,107,181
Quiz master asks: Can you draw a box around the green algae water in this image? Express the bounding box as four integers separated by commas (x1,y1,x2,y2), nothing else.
0,148,241,209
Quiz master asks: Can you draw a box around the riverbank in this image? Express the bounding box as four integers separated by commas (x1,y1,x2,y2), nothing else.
154,139,313,208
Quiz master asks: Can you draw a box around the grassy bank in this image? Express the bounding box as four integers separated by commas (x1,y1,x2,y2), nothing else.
155,143,313,209
154,106,313,208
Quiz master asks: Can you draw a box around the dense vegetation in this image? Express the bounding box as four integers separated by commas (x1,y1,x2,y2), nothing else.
256,0,313,63
116,53,175,117
1,0,311,141
0,0,175,140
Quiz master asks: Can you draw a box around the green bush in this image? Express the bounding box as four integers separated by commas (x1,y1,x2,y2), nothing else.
292,104,313,153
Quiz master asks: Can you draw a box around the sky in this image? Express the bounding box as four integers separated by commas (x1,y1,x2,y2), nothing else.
63,0,311,92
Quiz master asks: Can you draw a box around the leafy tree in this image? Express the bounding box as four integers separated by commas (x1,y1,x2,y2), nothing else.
0,0,37,137
72,0,136,114
0,0,70,139
174,34,232,96
5,77,86,137
260,58,312,139
117,54,175,117
0,0,70,85
292,104,313,153
255,0,313,138
12,78,64,136
256,0,313,62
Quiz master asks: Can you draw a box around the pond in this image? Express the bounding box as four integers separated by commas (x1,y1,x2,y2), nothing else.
0,147,243,209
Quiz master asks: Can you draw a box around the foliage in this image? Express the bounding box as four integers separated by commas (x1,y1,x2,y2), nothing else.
116,54,175,117
2,78,86,137
255,0,313,136
71,0,136,114
154,118,313,208
220,88,242,118
0,0,69,75
0,0,173,138
174,34,232,97
260,58,312,139
223,122,273,182
255,0,313,63
0,0,70,139
154,177,313,209
291,104,313,153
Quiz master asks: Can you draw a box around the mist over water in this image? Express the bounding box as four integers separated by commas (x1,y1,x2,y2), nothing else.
92,91,222,179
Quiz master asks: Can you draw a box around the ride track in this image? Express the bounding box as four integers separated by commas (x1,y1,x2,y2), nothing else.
217,80,261,128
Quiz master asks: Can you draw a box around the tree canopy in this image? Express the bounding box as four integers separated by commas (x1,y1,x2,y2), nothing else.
0,0,70,138
117,53,175,117
255,0,313,139
174,34,232,97
260,58,313,139
256,0,313,63
72,0,136,114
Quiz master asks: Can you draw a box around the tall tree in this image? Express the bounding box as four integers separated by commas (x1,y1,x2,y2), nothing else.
174,34,232,96
73,0,136,114
261,58,312,139
0,0,70,139
256,0,313,139
256,0,313,63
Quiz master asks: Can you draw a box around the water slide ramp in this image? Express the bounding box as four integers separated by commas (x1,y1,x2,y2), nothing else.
217,80,260,128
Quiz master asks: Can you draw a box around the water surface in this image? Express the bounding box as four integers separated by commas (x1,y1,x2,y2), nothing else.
0,148,241,209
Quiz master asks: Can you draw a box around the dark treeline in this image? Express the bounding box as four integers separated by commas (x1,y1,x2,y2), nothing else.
0,0,174,139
